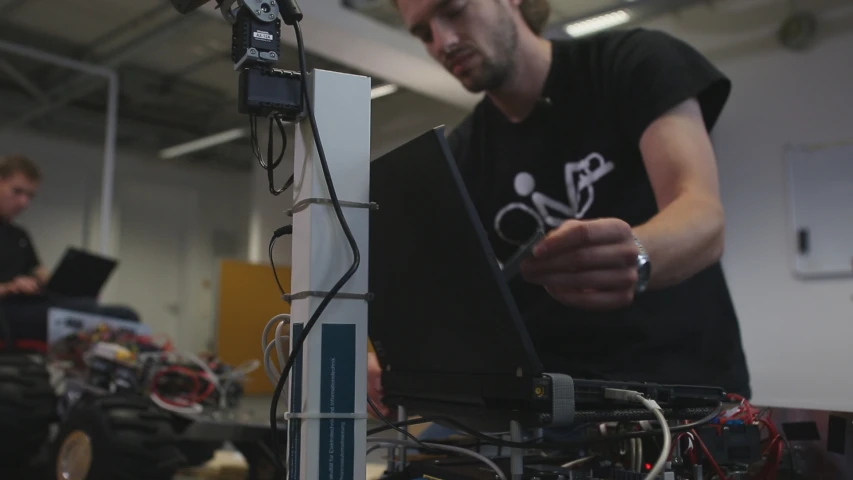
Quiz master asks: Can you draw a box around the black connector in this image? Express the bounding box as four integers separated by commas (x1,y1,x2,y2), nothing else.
273,225,293,238
238,68,303,119
696,424,762,465
279,0,303,25
232,7,281,66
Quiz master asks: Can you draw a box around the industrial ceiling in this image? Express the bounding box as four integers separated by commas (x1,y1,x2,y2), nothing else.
0,0,466,170
344,0,628,31
1,0,845,171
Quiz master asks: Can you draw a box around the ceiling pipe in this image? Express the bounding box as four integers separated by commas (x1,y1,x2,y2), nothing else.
0,13,206,132
35,3,174,89
0,56,51,104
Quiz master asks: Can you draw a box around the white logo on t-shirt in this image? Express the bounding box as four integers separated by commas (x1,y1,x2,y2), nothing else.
493,152,615,245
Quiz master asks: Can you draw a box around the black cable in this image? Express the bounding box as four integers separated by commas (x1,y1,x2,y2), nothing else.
367,397,431,450
274,117,294,192
268,20,362,478
268,226,292,297
781,435,796,479
0,305,12,351
250,114,293,196
268,238,283,294
365,403,724,451
367,416,438,436
366,444,384,456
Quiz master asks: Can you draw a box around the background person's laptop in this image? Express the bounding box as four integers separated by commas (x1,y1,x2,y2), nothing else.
45,247,117,300
368,127,724,432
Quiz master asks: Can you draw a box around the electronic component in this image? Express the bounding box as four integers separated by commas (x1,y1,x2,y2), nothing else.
237,67,302,117
695,423,761,466
87,342,139,393
405,456,689,480
220,0,305,120
231,4,281,67
230,0,304,121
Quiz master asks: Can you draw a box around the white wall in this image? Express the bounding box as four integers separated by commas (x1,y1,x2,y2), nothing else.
2,128,251,353
644,2,853,411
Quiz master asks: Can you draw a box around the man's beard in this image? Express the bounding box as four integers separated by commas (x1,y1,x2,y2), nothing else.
460,10,518,92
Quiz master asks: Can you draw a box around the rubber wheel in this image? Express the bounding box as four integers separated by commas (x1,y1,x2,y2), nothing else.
52,395,187,480
0,353,57,467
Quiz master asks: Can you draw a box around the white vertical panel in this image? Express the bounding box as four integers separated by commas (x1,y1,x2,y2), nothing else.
289,68,371,480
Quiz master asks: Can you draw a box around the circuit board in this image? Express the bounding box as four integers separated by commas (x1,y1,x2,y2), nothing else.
398,421,767,480
405,455,686,480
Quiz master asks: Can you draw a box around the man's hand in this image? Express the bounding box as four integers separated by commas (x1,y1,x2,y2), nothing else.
1,275,42,296
367,351,390,418
520,218,639,311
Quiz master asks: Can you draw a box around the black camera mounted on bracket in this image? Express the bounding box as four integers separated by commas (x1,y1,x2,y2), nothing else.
171,0,305,120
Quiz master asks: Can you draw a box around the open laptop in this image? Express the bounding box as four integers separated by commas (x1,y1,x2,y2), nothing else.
368,127,724,432
45,247,117,300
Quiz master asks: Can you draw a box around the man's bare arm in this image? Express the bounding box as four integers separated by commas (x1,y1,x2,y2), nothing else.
632,97,726,290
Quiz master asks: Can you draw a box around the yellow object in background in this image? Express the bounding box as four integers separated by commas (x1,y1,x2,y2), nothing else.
216,260,291,395
215,259,376,394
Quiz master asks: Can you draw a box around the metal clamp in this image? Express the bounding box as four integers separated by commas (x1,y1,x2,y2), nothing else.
287,197,378,216
282,290,374,303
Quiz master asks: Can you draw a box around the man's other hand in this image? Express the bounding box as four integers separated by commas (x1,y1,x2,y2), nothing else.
520,218,639,311
4,275,41,295
367,351,390,418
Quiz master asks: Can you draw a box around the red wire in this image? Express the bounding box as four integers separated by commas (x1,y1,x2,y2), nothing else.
732,396,785,480
725,393,759,424
755,436,783,480
194,376,216,403
687,394,786,480
151,365,204,407
691,428,730,480
767,437,783,479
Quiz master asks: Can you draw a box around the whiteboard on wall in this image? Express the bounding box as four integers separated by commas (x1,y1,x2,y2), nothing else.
785,142,853,278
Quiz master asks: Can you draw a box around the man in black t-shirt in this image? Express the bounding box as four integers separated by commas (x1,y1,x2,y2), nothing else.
368,0,751,416
0,155,47,298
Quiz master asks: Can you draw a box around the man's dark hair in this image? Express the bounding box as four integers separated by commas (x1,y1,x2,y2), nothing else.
390,0,551,36
519,0,550,35
0,155,43,182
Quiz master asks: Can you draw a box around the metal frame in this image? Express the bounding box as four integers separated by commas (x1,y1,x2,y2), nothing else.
0,40,118,256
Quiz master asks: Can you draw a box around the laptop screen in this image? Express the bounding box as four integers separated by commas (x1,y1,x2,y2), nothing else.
47,248,117,299
368,127,542,379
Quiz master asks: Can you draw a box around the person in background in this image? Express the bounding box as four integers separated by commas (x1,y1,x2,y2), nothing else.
367,0,751,420
0,155,48,298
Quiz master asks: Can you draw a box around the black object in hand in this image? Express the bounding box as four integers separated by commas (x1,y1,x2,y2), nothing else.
501,229,545,282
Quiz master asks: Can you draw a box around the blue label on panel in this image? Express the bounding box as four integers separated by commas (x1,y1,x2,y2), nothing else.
318,324,356,480
288,323,304,480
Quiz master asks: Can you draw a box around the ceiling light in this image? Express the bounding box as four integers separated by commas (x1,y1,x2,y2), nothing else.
159,85,399,160
159,127,248,159
370,84,398,100
564,10,631,38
